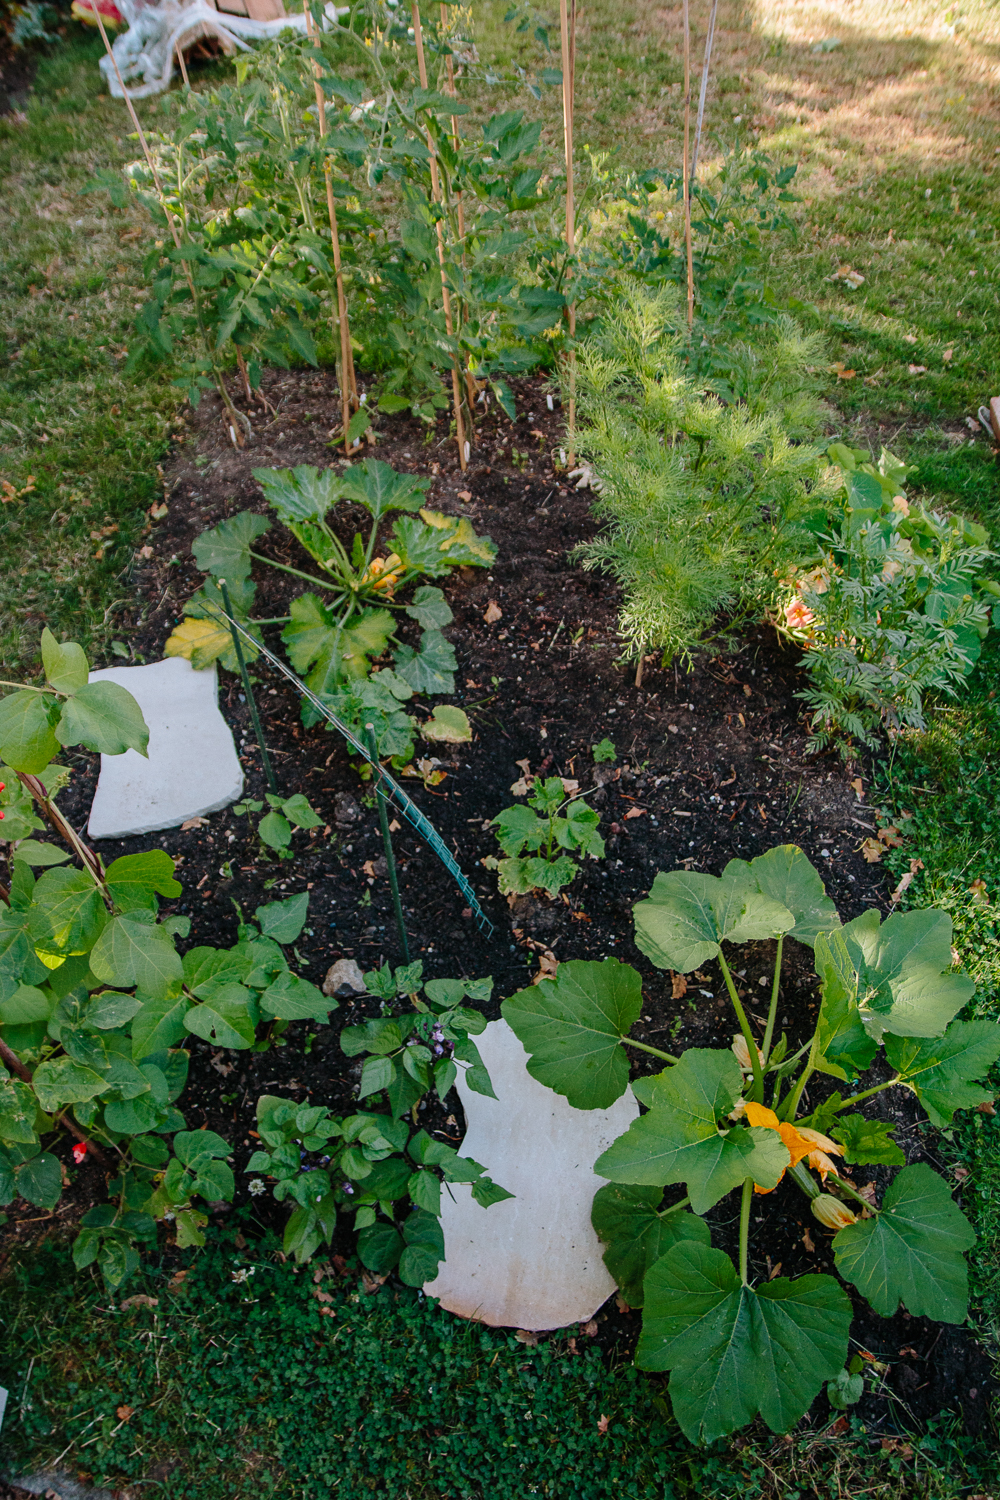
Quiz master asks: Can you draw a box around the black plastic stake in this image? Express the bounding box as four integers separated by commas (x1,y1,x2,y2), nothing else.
365,722,410,963
219,578,278,795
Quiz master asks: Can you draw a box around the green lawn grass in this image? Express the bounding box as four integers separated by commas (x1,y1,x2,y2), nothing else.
1,1229,994,1500
0,35,177,672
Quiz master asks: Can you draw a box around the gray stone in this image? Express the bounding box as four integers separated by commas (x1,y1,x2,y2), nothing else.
87,657,243,840
424,1018,638,1330
333,791,361,828
323,957,367,997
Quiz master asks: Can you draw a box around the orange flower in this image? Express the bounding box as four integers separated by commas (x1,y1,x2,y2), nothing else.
743,1102,825,1193
784,598,814,631
796,1126,844,1182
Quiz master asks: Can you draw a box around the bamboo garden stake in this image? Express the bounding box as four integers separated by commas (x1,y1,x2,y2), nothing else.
411,2,468,471
87,0,249,445
303,1,358,454
441,3,478,429
558,0,577,464
682,0,694,330
691,0,719,180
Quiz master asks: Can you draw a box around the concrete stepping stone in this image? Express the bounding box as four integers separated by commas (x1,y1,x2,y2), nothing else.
424,1017,638,1330
87,658,243,840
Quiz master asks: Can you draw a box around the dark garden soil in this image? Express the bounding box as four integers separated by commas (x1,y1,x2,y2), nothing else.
2,368,994,1443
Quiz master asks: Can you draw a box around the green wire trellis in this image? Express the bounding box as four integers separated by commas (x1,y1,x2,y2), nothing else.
216,606,495,940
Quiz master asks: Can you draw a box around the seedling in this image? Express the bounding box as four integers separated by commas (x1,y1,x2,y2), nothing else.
489,774,605,895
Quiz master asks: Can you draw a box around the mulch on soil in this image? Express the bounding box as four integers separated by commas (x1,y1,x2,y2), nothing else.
3,368,993,1438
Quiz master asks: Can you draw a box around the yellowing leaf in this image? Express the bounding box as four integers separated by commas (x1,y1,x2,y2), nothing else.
421,705,472,744
165,617,231,670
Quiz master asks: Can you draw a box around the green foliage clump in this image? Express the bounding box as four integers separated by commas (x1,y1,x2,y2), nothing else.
165,458,495,762
781,443,996,751
0,633,337,1289
572,280,828,667
501,844,1000,1444
248,961,510,1270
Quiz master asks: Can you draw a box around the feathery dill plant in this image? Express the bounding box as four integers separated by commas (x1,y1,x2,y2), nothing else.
572,281,831,668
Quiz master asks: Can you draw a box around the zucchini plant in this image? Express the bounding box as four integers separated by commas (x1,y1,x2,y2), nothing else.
247,961,511,1271
165,459,495,762
501,845,999,1443
486,774,605,896
0,633,336,1289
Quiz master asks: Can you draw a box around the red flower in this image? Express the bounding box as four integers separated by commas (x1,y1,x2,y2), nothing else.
72,1142,87,1164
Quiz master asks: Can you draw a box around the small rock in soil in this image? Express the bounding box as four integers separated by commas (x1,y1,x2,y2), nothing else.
333,792,362,828
322,958,367,997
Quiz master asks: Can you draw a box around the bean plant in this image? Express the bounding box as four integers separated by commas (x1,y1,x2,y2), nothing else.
247,961,510,1271
165,458,495,760
0,633,338,1288
502,844,1000,1443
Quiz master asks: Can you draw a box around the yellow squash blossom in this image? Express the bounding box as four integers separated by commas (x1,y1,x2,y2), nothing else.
812,1194,858,1230
361,554,404,596
731,1034,761,1075
742,1103,843,1193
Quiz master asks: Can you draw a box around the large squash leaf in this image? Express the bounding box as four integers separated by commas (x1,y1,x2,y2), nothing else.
885,1019,1000,1126
638,1240,852,1442
501,957,642,1109
282,595,394,689
595,1049,790,1214
591,1183,710,1307
192,510,270,581
339,458,431,521
835,908,973,1039
833,1163,974,1322
634,862,794,973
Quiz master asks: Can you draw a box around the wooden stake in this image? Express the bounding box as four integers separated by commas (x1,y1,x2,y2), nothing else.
682,0,694,331
558,0,576,465
303,1,357,455
86,0,247,444
175,42,191,89
691,0,719,181
441,3,477,431
412,1,467,472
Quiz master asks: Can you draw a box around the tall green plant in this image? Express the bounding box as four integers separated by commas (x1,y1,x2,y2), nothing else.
572,280,827,669
501,844,999,1443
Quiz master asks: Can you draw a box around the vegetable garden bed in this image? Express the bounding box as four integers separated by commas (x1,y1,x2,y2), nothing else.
1,364,993,1447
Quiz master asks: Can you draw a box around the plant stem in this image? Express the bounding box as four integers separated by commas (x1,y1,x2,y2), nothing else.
761,933,783,1064
832,1175,881,1213
247,550,341,591
681,0,694,331
17,774,106,893
622,1037,678,1064
779,1060,814,1122
411,1,467,472
558,0,577,464
739,1176,752,1284
788,1161,820,1200
831,1078,900,1111
660,1195,691,1217
0,1036,32,1083
717,950,764,1103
